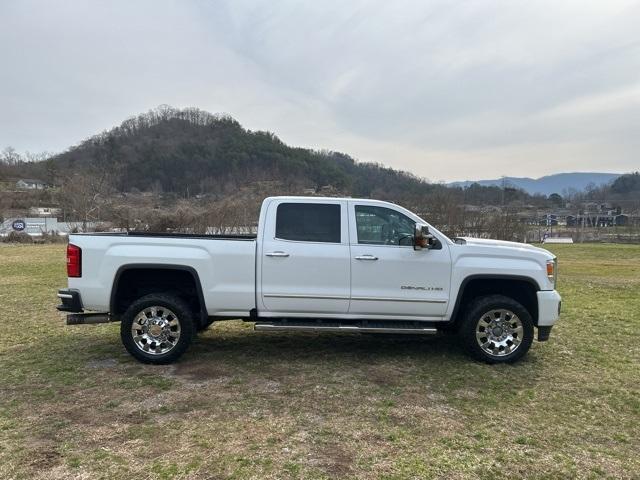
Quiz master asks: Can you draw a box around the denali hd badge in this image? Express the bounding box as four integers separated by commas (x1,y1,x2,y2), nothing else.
401,285,443,291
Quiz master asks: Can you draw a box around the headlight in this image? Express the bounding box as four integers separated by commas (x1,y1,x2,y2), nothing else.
546,258,557,288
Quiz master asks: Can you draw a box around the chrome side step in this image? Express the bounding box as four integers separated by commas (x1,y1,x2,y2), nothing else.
254,323,437,335
66,313,114,325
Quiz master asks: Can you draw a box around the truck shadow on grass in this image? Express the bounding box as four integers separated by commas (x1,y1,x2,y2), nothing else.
172,327,545,390
194,328,463,361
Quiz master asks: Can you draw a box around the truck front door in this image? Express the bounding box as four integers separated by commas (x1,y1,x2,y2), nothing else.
259,200,350,315
348,202,450,319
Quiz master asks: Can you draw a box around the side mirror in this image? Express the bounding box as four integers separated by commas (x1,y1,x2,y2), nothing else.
414,224,436,251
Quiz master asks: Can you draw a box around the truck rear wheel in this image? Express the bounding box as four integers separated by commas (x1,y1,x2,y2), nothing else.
459,295,533,364
120,293,195,364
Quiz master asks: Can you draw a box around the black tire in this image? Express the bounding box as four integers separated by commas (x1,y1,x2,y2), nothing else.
120,293,195,364
459,295,533,364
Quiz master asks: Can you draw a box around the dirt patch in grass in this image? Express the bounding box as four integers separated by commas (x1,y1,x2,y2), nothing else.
173,359,235,383
28,442,63,471
309,443,354,477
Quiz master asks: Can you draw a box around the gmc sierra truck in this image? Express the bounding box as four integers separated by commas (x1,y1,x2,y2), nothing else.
57,196,561,364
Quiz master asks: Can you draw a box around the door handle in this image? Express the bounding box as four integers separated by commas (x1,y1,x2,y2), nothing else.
355,254,378,261
266,251,290,257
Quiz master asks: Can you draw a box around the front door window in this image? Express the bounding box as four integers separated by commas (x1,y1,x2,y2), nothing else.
355,205,415,246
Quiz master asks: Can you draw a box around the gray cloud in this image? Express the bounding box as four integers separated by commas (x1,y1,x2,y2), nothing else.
1,0,638,181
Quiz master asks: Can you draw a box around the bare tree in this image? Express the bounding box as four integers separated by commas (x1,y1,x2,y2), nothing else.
1,146,22,165
58,171,113,230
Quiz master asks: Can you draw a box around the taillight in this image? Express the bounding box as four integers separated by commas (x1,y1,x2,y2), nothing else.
67,244,82,278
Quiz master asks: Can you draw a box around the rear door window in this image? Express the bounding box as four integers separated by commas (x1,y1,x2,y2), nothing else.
275,203,341,243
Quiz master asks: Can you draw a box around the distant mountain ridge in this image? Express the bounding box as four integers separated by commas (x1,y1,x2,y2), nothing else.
449,172,621,196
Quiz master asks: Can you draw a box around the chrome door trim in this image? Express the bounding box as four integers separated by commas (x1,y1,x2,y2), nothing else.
264,295,446,304
351,296,447,304
263,293,350,300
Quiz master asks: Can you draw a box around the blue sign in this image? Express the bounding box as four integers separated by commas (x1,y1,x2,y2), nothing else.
12,219,26,231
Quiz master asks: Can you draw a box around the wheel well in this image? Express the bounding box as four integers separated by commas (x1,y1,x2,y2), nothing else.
452,277,538,326
111,267,205,323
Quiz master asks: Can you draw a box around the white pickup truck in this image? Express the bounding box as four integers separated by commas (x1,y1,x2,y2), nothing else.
57,196,561,364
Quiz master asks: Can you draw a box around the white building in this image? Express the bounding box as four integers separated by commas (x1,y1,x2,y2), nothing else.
16,179,48,190
29,207,62,216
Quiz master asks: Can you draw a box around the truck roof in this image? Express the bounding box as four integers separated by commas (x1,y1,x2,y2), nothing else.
264,196,396,205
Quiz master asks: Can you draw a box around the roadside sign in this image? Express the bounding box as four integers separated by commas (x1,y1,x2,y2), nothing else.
12,219,26,231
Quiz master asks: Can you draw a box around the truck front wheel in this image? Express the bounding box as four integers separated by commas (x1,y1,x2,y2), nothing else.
120,293,195,364
459,295,534,364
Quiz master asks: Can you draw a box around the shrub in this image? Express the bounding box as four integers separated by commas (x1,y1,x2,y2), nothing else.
3,231,34,244
39,231,66,244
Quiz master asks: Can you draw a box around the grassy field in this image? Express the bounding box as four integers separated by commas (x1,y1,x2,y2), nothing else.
0,243,639,479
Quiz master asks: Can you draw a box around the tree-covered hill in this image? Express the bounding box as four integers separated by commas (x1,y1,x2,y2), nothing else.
611,172,640,195
41,106,435,201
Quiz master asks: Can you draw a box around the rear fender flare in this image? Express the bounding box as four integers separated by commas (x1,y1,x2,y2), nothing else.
110,264,207,323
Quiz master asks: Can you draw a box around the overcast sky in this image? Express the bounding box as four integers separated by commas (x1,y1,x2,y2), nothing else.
1,0,638,182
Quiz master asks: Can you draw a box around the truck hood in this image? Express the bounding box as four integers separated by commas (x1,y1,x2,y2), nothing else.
457,237,555,259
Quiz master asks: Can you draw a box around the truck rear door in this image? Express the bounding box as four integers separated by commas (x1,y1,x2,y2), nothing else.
259,199,350,314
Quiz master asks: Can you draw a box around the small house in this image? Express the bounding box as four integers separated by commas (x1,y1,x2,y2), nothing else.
16,179,48,190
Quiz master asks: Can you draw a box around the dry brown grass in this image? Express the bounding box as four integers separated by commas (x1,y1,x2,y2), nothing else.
0,243,639,479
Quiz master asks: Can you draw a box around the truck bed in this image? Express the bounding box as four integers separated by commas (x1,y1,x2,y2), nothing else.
66,231,258,316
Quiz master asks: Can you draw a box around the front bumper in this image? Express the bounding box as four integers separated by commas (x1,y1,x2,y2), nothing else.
537,290,562,327
536,290,561,342
57,288,83,313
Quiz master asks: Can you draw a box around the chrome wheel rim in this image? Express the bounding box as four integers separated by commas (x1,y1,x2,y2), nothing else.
475,309,523,357
131,306,181,355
